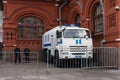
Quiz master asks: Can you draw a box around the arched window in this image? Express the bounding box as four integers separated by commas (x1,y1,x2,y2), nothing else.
93,3,103,33
74,14,80,26
18,16,44,39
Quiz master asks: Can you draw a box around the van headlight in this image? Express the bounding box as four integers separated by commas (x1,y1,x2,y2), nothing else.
89,51,93,54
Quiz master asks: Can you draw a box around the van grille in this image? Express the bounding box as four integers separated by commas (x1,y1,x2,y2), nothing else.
69,46,87,52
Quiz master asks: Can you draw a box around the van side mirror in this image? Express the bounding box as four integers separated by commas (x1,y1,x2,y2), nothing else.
56,30,62,38
85,35,88,39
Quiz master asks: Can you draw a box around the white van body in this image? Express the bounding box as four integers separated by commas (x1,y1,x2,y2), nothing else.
42,24,93,65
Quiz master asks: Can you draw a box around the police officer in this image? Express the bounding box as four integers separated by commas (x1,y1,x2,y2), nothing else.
0,42,3,59
24,48,30,63
14,47,21,63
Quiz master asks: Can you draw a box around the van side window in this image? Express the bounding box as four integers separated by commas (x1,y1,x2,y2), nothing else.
45,35,46,42
48,35,49,42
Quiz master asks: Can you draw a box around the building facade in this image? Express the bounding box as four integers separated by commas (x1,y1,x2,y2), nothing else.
1,0,120,51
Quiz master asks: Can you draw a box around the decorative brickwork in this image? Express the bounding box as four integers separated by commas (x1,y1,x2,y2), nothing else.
2,0,120,51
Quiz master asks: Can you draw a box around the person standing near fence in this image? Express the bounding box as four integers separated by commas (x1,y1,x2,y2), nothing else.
14,46,21,63
24,48,30,63
0,42,3,59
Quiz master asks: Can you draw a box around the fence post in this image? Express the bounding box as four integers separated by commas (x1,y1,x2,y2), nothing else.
117,47,119,69
3,51,7,62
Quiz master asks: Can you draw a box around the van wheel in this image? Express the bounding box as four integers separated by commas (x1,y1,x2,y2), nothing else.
81,58,92,67
54,50,61,68
43,49,47,62
47,50,53,64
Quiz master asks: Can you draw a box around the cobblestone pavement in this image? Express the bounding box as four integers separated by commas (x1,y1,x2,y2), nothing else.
0,62,120,80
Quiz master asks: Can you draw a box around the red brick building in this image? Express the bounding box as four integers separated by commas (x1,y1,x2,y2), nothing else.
1,0,120,51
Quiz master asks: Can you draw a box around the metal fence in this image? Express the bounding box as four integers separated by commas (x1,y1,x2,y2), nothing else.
0,47,119,70
46,47,119,69
0,51,40,63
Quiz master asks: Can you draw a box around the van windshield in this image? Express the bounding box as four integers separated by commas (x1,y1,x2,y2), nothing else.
63,29,90,38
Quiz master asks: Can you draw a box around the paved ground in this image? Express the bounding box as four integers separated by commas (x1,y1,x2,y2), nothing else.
0,62,120,80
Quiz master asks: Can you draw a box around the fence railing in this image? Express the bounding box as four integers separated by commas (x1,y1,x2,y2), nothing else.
0,51,40,63
0,47,119,70
46,47,119,69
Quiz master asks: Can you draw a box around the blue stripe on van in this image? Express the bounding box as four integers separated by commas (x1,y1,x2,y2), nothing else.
44,43,51,47
76,40,79,44
76,39,82,44
58,39,63,44
79,40,81,44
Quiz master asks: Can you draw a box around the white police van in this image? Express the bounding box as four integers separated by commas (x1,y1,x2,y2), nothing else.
42,24,93,67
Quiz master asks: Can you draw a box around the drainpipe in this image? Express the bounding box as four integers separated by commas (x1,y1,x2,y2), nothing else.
100,0,106,47
58,0,67,27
